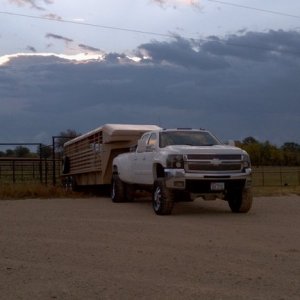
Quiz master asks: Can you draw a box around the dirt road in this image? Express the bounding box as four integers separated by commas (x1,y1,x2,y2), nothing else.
0,196,299,299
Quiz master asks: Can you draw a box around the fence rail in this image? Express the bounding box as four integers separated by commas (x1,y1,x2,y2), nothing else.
0,159,299,187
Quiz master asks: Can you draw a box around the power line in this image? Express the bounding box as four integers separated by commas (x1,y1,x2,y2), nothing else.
1,0,299,41
207,0,300,19
0,11,174,39
0,10,299,57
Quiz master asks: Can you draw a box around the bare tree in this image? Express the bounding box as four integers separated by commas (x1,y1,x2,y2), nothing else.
55,129,81,153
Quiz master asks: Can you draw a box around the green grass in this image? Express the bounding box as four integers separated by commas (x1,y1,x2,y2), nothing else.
253,186,300,197
252,166,300,187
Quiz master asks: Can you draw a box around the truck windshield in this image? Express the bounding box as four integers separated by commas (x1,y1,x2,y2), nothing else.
159,131,221,148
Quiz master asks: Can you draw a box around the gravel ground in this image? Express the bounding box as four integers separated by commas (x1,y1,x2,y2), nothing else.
0,195,299,300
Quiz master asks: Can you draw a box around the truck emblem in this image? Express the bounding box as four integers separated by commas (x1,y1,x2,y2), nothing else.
211,158,221,166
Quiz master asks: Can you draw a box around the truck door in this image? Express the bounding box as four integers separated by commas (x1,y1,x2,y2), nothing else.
133,133,156,185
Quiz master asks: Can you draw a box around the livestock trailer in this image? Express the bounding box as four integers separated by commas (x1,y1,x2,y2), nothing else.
61,124,160,187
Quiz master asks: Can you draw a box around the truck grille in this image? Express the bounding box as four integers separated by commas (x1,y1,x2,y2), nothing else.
185,154,243,173
187,154,242,160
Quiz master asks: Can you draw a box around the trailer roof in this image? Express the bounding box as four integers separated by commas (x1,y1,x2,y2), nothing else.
103,124,161,136
64,124,161,146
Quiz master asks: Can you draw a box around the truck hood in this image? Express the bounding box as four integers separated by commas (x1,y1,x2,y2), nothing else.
163,145,246,155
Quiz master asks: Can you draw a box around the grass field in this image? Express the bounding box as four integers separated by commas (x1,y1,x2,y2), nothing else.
252,166,300,187
253,185,300,197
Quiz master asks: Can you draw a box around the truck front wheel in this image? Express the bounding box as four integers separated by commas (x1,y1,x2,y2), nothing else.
111,174,127,203
152,179,175,215
227,188,253,213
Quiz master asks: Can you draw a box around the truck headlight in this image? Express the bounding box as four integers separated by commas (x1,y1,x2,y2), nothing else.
242,153,251,169
166,155,184,169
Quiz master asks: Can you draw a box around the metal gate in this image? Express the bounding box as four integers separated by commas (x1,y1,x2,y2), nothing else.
0,157,61,185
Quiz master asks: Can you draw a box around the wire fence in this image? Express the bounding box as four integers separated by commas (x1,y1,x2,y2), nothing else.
0,159,299,187
252,166,300,187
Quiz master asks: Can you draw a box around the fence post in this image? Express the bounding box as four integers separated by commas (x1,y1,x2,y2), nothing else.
39,158,43,184
39,144,43,184
32,161,35,180
52,137,56,186
21,163,24,181
45,159,48,185
12,160,16,183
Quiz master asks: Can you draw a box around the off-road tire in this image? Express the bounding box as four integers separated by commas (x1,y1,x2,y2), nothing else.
228,188,253,213
111,174,127,203
125,184,135,202
152,179,175,215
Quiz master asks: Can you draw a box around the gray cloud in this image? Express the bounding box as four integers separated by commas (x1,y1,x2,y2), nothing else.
9,0,54,10
0,30,300,145
137,36,229,70
45,33,73,43
201,30,300,61
104,53,130,63
43,13,62,21
151,0,201,10
78,44,101,53
26,46,37,52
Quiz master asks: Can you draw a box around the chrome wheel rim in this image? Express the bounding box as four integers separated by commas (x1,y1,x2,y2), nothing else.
111,180,116,200
153,187,161,211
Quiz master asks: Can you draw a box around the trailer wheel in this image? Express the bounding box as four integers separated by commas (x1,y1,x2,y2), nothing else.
152,179,175,215
227,188,253,213
111,174,127,203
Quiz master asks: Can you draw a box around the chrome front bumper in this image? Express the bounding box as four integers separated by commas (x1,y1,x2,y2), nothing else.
164,168,252,190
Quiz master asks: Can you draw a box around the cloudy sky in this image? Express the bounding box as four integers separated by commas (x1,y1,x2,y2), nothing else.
0,0,300,146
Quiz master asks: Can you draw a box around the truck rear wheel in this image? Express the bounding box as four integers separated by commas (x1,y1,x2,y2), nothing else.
152,179,175,215
111,174,127,203
227,188,253,213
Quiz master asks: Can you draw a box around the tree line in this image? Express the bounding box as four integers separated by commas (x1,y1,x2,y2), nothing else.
237,137,300,166
0,146,37,158
0,129,79,159
1,132,300,166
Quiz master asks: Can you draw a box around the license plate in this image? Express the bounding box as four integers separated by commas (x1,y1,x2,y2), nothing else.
210,182,225,191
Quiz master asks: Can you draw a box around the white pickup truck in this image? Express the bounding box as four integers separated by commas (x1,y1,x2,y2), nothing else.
112,128,253,215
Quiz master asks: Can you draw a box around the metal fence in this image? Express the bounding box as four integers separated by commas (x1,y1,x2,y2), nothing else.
0,158,61,185
0,159,299,187
0,138,74,186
